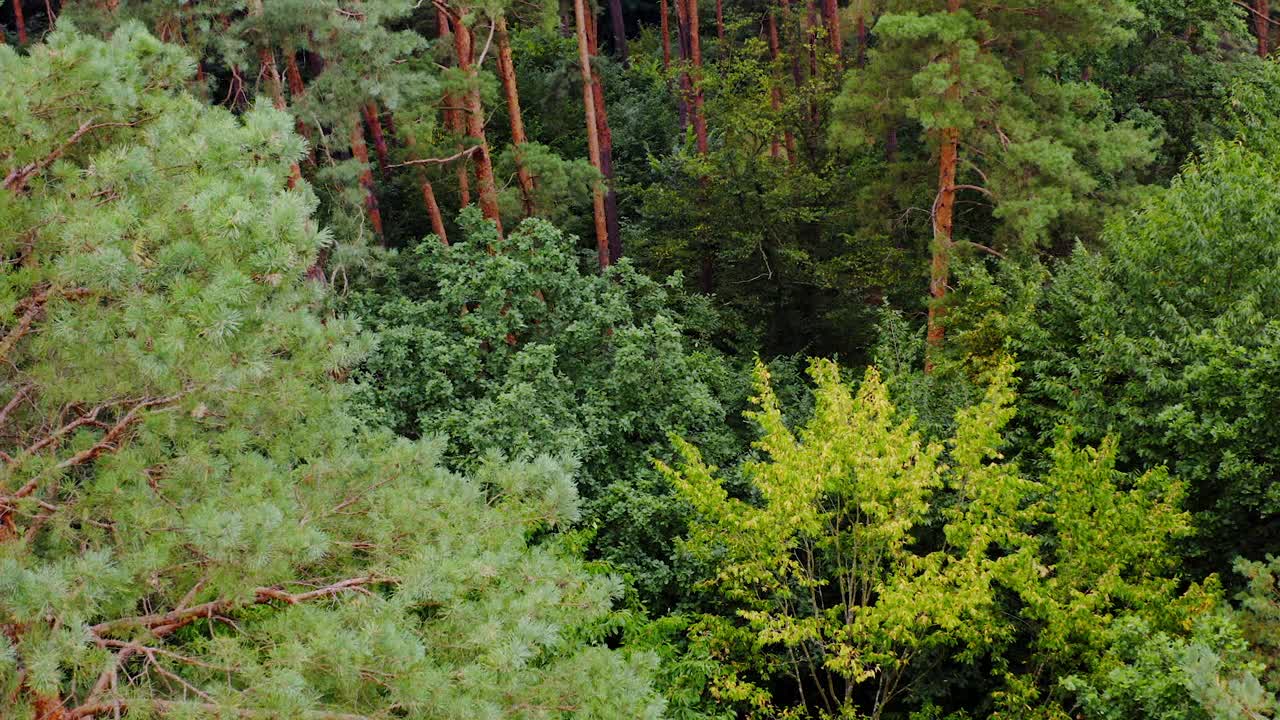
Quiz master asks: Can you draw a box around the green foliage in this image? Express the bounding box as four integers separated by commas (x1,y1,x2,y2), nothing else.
831,0,1158,251
0,28,663,719
345,212,746,606
1063,613,1274,720
1003,137,1280,574
660,355,1236,719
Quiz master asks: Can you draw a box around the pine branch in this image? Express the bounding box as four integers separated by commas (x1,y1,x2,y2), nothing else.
3,121,141,193
90,574,397,638
68,699,380,720
0,286,93,364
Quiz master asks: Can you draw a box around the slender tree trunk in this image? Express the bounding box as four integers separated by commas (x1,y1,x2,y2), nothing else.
284,53,315,165
438,9,471,208
767,10,794,161
780,0,804,125
452,12,504,235
574,0,611,268
350,113,385,241
687,0,708,154
804,0,819,136
247,0,302,187
587,12,622,262
402,134,450,244
1255,0,1270,57
496,16,537,217
362,102,391,177
925,0,962,370
855,11,866,66
715,0,725,45
675,0,691,130
823,0,840,58
12,0,27,45
607,0,628,61
659,0,672,69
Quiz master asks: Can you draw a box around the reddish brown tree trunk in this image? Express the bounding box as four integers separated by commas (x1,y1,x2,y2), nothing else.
1255,0,1270,57
350,113,385,241
687,0,708,155
362,102,391,177
823,0,840,58
574,0,611,268
925,0,962,371
453,12,504,235
766,11,794,162
715,0,725,45
438,9,471,208
248,0,301,187
284,54,315,165
496,16,537,217
403,132,450,244
606,0,628,61
12,0,27,45
659,0,672,69
855,11,866,66
675,0,691,130
587,13,622,261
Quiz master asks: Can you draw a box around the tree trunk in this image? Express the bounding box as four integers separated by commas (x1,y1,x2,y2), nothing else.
574,0,611,268
715,0,725,45
284,53,315,165
607,0,628,61
766,10,794,161
496,16,537,217
350,113,385,241
452,12,504,235
439,9,472,208
925,0,962,371
687,0,708,154
247,0,301,187
855,11,866,66
587,12,623,262
823,0,840,58
12,0,27,45
362,102,391,177
1255,0,1270,57
659,0,672,69
675,0,691,130
402,134,450,244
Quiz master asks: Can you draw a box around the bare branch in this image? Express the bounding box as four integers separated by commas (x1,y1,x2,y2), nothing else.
387,145,480,169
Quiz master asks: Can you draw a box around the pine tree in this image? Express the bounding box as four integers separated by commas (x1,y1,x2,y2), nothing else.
0,26,665,719
830,0,1157,362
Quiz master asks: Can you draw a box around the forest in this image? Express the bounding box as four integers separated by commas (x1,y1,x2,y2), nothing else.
2,0,1280,717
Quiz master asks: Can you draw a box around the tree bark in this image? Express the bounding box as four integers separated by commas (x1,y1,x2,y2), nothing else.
766,10,794,161
246,0,302,187
402,134,450,244
362,102,391,177
823,0,840,58
350,113,385,241
283,53,315,165
687,0,708,154
452,11,504,235
659,0,672,69
587,12,622,262
715,0,725,45
439,9,472,208
495,15,537,217
12,0,27,45
1255,0,1270,57
675,0,691,131
855,11,866,66
925,0,962,371
606,0,628,61
574,0,611,268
